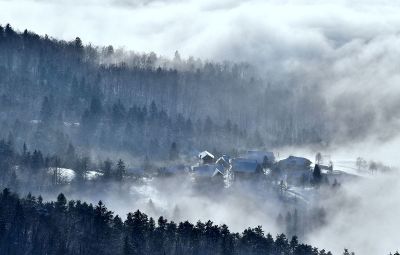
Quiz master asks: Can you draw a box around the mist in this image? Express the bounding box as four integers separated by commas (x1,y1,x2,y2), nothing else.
2,0,400,143
1,0,400,254
308,171,400,255
275,137,400,253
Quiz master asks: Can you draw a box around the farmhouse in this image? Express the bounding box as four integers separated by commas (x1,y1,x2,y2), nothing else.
278,156,311,171
277,156,312,184
192,164,224,184
245,150,275,167
198,151,215,164
216,155,231,172
230,158,263,180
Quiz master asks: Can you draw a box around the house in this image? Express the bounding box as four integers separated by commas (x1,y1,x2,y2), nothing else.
277,156,312,184
277,156,311,171
192,164,224,178
216,155,231,172
245,150,275,167
198,151,215,164
191,164,224,185
230,158,263,180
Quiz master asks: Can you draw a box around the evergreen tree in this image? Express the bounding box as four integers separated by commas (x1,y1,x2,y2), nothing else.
55,193,67,211
0,189,330,255
116,159,126,182
103,159,113,181
313,164,322,186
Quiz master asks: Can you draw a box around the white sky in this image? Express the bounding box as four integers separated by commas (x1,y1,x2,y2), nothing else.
1,0,400,61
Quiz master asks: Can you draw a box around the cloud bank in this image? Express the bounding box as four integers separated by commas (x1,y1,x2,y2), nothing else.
308,171,400,255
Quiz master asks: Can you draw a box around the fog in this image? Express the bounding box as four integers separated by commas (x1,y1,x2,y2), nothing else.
308,170,400,255
41,171,283,234
2,0,400,254
50,155,399,255
277,138,400,254
2,0,400,142
40,135,398,255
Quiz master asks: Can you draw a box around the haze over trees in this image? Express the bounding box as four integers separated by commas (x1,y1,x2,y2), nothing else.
0,24,327,162
0,189,332,255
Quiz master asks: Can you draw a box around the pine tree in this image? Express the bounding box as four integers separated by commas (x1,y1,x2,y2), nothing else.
313,164,322,186
103,159,113,181
116,159,126,182
55,193,67,212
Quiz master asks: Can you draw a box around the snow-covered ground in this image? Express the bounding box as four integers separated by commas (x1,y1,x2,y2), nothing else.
85,170,103,180
47,168,103,182
331,159,378,179
47,167,75,182
332,160,360,175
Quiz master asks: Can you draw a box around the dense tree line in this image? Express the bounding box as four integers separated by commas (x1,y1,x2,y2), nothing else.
0,189,332,255
0,23,327,161
0,136,132,193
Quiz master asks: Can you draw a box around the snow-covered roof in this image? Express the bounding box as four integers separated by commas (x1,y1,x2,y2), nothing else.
216,155,230,167
278,156,312,169
198,151,215,159
192,164,223,178
231,158,259,173
246,150,275,163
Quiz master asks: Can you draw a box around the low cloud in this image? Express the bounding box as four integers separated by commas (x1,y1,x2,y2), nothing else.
308,171,400,255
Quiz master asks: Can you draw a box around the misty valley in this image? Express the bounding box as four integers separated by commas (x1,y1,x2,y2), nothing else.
0,20,399,255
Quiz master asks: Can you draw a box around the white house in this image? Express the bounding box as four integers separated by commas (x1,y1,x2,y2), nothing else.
198,151,215,164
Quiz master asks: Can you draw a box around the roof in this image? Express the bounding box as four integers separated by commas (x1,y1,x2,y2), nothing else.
198,151,215,159
246,150,275,163
231,158,259,173
192,164,223,178
216,155,230,167
278,156,312,169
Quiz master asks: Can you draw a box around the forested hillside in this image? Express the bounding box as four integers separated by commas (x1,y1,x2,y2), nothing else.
0,189,332,255
0,24,326,162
